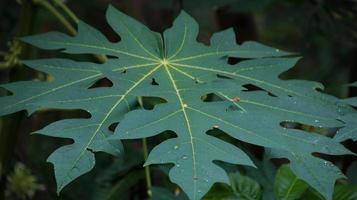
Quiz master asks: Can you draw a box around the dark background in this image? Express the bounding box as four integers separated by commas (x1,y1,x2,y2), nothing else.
0,0,356,199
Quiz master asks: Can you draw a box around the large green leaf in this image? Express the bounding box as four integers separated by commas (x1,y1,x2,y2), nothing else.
0,5,354,200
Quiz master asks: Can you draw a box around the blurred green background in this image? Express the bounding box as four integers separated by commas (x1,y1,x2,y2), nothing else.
0,0,356,199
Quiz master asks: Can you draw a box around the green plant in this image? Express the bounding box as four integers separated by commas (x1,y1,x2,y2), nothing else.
5,163,44,199
0,5,356,200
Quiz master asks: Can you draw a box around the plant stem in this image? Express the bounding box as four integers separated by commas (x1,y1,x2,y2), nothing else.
52,0,79,24
143,138,153,198
33,0,107,63
137,96,153,198
0,1,38,199
34,0,77,35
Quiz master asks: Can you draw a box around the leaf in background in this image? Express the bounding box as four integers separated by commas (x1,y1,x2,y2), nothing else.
245,151,276,200
302,184,357,200
346,161,357,185
274,164,308,200
333,113,357,142
269,149,347,200
92,170,144,200
203,172,262,200
335,81,357,142
152,187,189,200
0,5,354,200
340,81,357,109
332,184,357,200
5,163,44,199
347,82,357,87
229,173,262,200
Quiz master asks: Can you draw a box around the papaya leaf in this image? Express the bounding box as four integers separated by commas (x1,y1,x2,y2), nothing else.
0,5,354,200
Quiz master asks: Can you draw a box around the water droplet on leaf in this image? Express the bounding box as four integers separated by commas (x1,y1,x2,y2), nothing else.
212,125,219,129
232,96,240,102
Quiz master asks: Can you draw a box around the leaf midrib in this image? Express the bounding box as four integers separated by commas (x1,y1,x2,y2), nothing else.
168,63,332,124
171,62,301,97
58,64,162,189
282,176,298,200
164,64,199,200
2,63,153,112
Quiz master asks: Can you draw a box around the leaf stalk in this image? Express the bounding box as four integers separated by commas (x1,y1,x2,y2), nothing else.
33,0,107,63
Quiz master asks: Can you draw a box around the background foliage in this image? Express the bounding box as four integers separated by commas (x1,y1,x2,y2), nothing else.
0,0,356,199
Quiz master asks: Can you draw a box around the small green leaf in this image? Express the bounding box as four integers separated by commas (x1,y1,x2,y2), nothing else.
204,173,262,200
333,184,357,200
333,113,357,142
346,161,357,184
274,164,308,200
346,82,357,87
302,184,357,200
270,149,346,200
245,152,276,200
152,187,188,200
230,173,262,200
341,82,357,107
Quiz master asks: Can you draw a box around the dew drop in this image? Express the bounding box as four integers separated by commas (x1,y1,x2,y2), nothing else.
204,179,209,183
312,139,319,144
314,119,320,123
275,49,280,52
336,104,346,116
212,125,219,129
181,155,188,160
174,188,180,196
176,164,180,167
232,96,240,102
174,145,179,150
322,146,329,152
183,103,188,108
198,190,202,194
